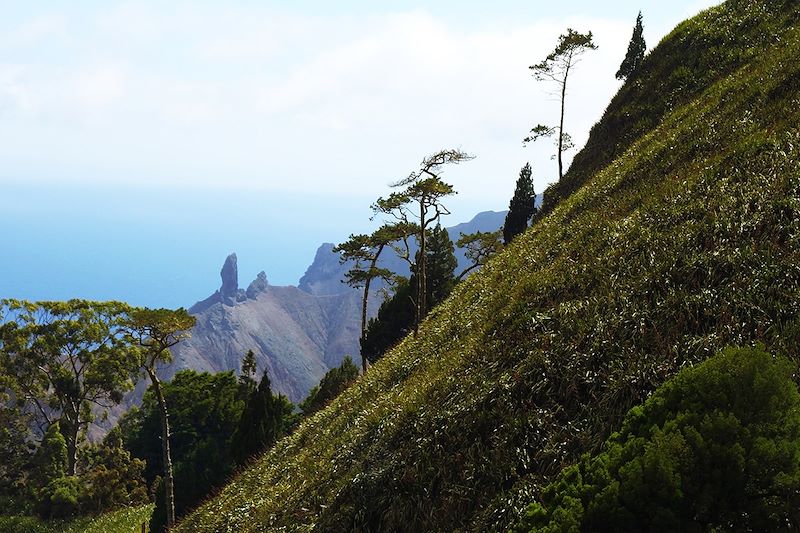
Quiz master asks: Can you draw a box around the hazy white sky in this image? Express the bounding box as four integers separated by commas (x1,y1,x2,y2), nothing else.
0,0,721,307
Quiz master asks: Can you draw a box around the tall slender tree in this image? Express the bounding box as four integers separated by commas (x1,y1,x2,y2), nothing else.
503,163,538,244
334,225,401,372
126,307,195,531
525,29,597,181
373,149,473,333
616,12,646,80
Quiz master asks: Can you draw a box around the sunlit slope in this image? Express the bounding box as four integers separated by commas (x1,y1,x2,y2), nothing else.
178,1,800,531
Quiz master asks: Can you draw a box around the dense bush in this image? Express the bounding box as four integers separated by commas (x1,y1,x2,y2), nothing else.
513,346,800,532
300,356,360,416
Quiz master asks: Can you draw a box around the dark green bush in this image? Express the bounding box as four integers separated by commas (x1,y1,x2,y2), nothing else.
513,346,800,532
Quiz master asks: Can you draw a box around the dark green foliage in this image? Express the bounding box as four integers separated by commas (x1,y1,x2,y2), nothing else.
616,11,646,80
77,429,148,514
0,405,34,513
31,423,72,518
360,279,415,364
514,346,800,531
232,370,294,465
361,227,458,363
424,225,458,305
118,370,244,530
456,230,504,279
503,163,537,244
300,356,360,416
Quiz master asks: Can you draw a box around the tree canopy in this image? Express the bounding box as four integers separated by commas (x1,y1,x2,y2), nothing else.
0,299,137,476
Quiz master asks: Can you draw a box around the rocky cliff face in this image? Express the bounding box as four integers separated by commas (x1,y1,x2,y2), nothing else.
163,254,363,403
158,210,511,404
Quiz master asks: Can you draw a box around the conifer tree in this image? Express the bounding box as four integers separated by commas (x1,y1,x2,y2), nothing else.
238,349,258,399
503,163,537,244
425,224,458,306
232,370,290,465
334,225,400,372
616,12,646,80
456,230,503,279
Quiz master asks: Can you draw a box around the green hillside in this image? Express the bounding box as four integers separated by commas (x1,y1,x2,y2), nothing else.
177,1,800,531
0,505,153,533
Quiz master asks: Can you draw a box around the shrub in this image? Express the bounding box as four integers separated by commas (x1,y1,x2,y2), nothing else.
513,346,800,532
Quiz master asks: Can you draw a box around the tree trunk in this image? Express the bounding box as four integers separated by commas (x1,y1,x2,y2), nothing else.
360,274,372,373
416,200,427,334
558,53,572,182
147,367,176,529
65,405,80,477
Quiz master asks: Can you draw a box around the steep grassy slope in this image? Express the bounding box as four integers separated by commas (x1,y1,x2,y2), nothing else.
541,0,798,214
178,1,800,531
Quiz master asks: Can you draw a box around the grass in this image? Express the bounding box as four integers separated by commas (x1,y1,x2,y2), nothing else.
176,1,800,531
0,505,153,533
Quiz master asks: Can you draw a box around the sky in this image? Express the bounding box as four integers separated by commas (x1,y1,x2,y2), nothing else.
0,0,721,308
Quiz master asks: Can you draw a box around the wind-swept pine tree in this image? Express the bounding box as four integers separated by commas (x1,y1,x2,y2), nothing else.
503,163,537,245
616,12,646,80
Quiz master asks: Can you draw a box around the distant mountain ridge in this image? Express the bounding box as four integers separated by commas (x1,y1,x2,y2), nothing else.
299,209,516,296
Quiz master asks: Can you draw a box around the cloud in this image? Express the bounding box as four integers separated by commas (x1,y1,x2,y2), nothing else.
0,4,639,214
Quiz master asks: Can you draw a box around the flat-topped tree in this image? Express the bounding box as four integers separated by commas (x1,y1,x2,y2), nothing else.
333,224,403,373
0,299,137,477
526,29,597,181
125,307,195,531
373,149,474,333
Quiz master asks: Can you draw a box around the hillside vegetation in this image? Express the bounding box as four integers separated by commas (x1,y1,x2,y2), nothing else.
177,1,800,531
0,505,153,533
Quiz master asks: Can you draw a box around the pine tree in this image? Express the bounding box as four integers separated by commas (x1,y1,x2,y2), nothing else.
526,30,597,181
503,163,537,245
616,12,646,80
232,370,289,465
